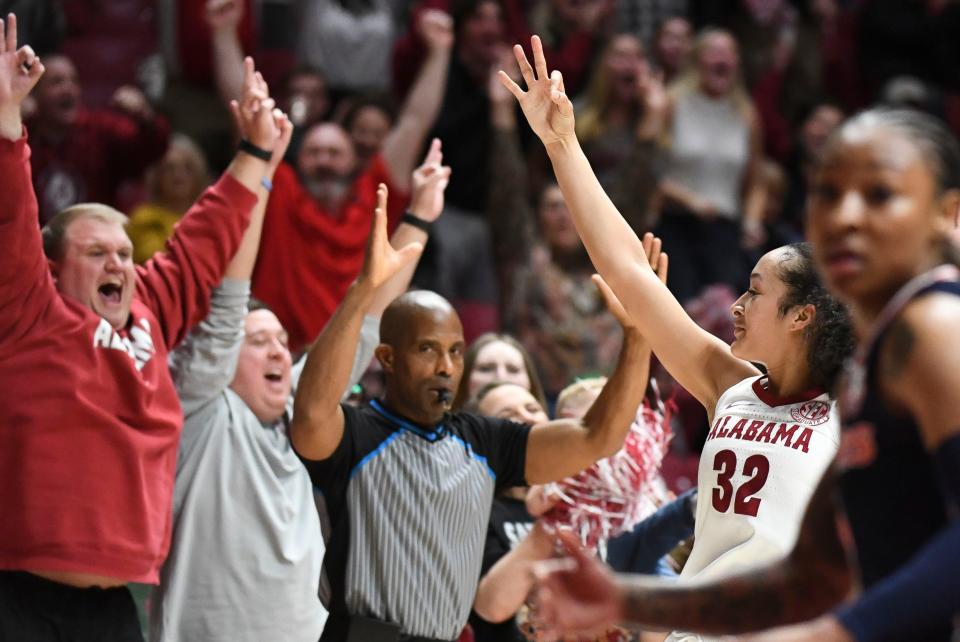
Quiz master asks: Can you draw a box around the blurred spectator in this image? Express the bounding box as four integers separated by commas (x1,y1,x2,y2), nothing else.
667,283,738,455
394,0,604,100
297,0,396,93
575,32,668,230
283,66,331,129
0,0,64,55
280,66,332,164
651,15,693,85
339,93,396,167
522,0,613,96
126,134,211,264
615,0,688,47
394,0,606,213
756,158,793,250
453,333,547,409
27,54,170,224
158,0,255,172
816,0,868,114
499,183,625,399
746,2,847,163
554,376,606,419
203,0,451,352
657,28,765,303
394,1,503,213
392,6,506,339
466,381,548,642
488,55,658,398
781,100,844,238
206,1,332,163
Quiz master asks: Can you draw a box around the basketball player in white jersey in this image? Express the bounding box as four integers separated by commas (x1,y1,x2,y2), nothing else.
496,36,855,641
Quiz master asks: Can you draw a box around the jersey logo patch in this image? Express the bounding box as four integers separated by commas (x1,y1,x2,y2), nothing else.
790,400,831,426
836,421,878,470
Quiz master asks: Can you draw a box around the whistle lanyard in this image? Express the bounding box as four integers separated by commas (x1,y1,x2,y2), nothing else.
369,399,447,442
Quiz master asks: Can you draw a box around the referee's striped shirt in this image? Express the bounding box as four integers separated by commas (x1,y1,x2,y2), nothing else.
300,400,530,641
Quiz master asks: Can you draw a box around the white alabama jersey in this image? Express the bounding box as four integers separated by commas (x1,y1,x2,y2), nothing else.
666,375,839,642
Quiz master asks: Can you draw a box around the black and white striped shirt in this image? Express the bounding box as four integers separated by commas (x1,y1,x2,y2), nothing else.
302,401,530,641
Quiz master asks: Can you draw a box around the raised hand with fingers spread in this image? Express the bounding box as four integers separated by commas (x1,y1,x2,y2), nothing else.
0,13,44,140
498,36,575,148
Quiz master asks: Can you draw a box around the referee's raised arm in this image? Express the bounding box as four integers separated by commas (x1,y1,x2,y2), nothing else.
292,184,423,461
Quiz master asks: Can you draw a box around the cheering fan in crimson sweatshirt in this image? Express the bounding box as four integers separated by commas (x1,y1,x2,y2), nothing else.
0,17,285,640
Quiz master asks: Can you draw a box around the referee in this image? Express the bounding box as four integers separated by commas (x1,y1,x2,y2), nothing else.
291,186,649,642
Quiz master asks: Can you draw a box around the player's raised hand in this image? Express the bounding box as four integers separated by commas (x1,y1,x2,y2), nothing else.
0,14,44,139
498,36,575,148
360,184,424,290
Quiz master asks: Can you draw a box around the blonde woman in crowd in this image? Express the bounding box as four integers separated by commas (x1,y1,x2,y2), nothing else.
657,28,766,303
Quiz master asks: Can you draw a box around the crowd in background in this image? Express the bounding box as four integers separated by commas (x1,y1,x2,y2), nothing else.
15,0,960,495
5,1,960,641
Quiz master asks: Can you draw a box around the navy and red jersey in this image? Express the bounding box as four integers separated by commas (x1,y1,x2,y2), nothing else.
837,270,960,641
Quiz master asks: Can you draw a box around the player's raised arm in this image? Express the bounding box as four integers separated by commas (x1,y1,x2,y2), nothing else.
499,36,756,412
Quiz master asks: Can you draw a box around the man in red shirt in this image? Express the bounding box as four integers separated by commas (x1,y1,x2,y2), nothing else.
0,18,286,641
26,52,170,224
235,10,453,352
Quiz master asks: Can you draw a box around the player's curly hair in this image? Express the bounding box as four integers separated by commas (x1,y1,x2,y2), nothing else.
776,242,855,394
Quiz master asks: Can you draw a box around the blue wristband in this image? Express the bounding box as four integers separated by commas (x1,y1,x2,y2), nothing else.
261,176,273,192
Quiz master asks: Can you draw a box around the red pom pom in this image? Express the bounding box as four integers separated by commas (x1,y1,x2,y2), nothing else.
541,384,675,555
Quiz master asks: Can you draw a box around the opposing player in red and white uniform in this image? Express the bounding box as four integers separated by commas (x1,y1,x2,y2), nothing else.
497,36,855,641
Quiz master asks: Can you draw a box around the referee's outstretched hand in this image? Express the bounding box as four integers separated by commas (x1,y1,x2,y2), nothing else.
0,13,44,140
359,183,424,291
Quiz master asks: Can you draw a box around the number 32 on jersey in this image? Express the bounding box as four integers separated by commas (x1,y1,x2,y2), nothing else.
711,449,770,517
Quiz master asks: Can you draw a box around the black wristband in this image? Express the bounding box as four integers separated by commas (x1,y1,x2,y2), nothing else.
401,211,433,234
238,139,273,162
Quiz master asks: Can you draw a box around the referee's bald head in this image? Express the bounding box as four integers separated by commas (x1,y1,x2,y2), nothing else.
380,290,460,348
